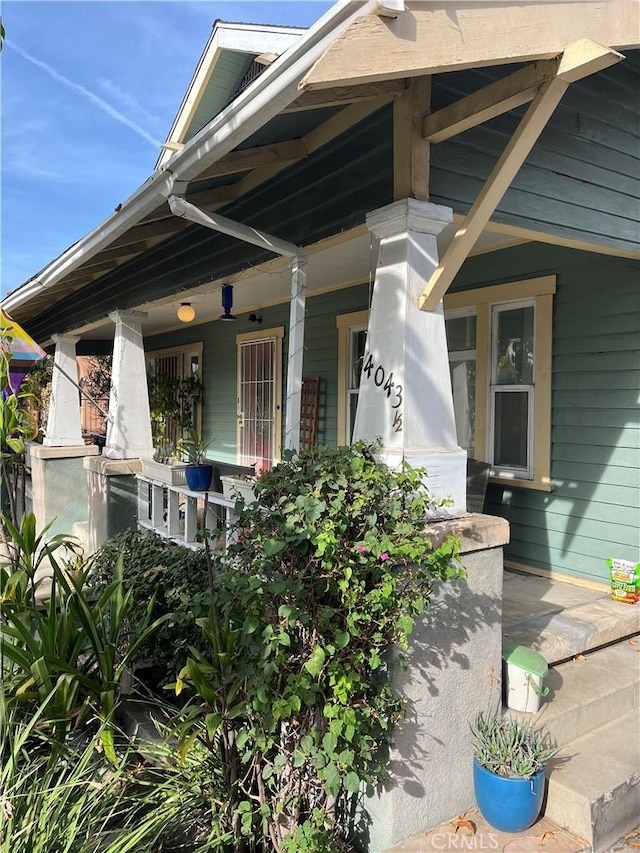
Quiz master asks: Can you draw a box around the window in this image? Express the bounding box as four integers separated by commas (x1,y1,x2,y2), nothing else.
445,276,555,490
146,342,203,445
446,310,477,457
337,311,369,445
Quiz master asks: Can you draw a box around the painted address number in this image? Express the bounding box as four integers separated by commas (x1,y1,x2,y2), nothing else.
362,353,403,432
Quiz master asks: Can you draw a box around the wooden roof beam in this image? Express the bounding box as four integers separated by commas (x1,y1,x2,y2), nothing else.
283,80,404,112
195,139,309,180
419,40,624,311
181,93,396,215
422,59,559,144
301,1,637,90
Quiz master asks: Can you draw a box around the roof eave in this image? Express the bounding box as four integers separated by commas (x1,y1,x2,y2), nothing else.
2,0,381,318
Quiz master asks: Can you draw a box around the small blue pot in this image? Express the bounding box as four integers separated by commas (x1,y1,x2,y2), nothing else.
185,464,212,491
473,758,545,832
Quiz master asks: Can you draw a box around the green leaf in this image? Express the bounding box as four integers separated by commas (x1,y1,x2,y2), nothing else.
304,645,326,678
264,539,286,557
344,771,361,793
322,731,338,756
243,615,260,634
335,630,350,649
205,712,222,741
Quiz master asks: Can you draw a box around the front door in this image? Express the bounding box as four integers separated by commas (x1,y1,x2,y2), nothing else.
236,329,283,473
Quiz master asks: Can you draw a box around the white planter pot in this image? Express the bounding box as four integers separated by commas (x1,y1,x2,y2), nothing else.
140,458,188,486
220,475,256,503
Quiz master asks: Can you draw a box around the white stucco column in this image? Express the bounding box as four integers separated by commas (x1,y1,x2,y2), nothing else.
353,198,467,516
44,334,84,447
103,311,153,460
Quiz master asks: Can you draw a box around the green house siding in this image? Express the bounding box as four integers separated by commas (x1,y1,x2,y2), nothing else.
301,284,370,445
431,50,640,254
453,244,640,583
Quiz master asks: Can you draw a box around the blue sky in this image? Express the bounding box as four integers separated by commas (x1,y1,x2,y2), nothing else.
0,0,332,298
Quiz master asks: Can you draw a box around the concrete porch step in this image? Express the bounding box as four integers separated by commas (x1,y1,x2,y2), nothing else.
512,639,640,747
544,707,640,852
502,571,640,665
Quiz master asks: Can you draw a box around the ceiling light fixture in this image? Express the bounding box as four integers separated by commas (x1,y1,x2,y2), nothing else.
177,303,195,323
220,284,236,321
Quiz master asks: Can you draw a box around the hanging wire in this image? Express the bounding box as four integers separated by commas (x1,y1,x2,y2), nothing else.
368,232,375,309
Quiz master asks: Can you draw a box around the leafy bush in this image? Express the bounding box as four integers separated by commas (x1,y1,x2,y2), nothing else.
472,712,556,779
88,528,212,689
172,442,461,851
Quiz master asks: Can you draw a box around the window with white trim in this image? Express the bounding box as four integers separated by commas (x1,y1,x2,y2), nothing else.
445,276,555,490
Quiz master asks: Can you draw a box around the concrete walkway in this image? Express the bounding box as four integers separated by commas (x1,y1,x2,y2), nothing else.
385,811,640,852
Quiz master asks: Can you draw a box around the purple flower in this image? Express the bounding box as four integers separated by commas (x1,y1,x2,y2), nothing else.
357,546,366,553
380,552,389,562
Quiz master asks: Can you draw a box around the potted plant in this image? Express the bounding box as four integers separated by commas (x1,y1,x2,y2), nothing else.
220,472,257,503
471,711,556,833
179,428,214,491
143,371,203,483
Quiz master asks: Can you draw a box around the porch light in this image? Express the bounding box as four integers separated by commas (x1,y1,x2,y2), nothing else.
177,303,195,323
220,284,235,321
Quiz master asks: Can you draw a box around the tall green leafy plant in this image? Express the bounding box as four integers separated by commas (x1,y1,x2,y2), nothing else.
1,516,171,763
171,442,462,851
0,687,222,853
147,372,203,448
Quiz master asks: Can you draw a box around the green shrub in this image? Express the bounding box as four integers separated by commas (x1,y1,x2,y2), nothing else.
172,442,461,851
88,528,212,689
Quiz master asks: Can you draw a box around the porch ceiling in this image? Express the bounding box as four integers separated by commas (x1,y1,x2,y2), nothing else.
59,224,522,344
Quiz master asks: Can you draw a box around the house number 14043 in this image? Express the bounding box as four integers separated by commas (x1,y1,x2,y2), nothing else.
362,353,404,432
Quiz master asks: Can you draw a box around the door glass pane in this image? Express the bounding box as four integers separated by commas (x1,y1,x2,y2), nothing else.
494,306,534,385
493,391,529,469
446,315,476,352
450,359,476,455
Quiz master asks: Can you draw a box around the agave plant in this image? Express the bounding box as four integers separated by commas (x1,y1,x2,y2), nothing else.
471,711,556,779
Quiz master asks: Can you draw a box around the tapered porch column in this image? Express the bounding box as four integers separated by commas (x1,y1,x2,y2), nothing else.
103,311,153,460
44,334,83,447
353,198,466,516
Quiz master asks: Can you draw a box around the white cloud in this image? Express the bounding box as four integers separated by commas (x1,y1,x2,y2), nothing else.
6,39,163,149
97,77,163,130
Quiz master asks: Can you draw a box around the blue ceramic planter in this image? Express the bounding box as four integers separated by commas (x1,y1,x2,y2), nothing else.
185,464,212,491
473,758,545,832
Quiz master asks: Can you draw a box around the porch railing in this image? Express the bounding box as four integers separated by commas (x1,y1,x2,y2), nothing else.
136,475,238,551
